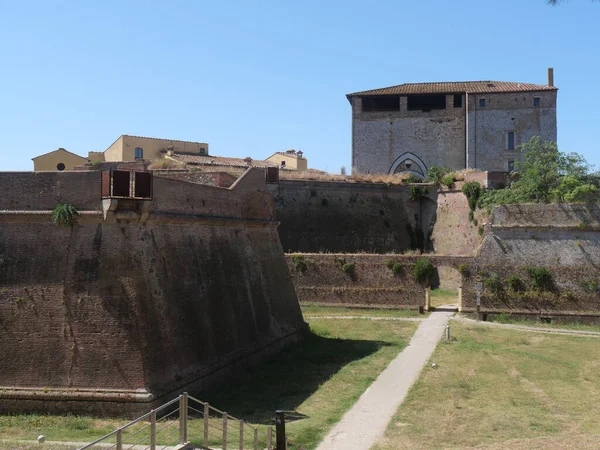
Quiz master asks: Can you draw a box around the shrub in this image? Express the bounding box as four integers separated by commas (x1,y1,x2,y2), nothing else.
484,275,503,296
425,166,453,183
412,258,435,285
525,266,552,291
334,257,347,266
478,226,485,236
409,185,428,201
442,173,456,188
585,281,599,292
468,210,474,222
386,259,395,270
403,174,424,184
291,255,314,273
51,203,79,226
506,275,526,292
342,262,355,277
457,264,470,277
461,182,483,211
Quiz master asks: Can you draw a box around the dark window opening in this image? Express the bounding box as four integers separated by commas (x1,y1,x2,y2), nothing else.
281,161,286,167
453,94,463,108
407,94,446,111
134,172,152,199
533,97,540,107
199,147,206,154
56,163,65,171
112,170,131,197
134,147,144,160
479,98,486,107
507,132,515,150
362,96,400,112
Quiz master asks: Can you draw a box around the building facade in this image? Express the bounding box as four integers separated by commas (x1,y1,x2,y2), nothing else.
348,69,558,176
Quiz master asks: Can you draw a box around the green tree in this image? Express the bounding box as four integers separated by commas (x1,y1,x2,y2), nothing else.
480,137,598,207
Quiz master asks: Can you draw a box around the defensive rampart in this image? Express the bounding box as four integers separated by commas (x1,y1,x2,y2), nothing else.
0,169,306,415
461,204,600,318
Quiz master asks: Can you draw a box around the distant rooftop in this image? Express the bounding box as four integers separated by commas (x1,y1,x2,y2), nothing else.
170,152,280,169
347,80,557,99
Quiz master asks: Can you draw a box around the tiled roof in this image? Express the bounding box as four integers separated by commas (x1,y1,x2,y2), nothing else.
170,153,280,169
348,81,557,98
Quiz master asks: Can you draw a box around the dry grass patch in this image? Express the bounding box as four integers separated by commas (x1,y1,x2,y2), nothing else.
374,322,600,450
430,288,458,307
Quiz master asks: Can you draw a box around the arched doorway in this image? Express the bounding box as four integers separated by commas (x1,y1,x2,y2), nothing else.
389,153,427,178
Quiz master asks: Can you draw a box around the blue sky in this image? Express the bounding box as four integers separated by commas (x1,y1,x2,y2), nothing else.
1,0,598,172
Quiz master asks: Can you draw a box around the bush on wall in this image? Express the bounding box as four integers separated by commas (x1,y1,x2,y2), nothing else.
525,266,553,291
51,203,79,227
412,258,434,285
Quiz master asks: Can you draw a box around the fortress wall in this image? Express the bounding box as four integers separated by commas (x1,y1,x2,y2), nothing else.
0,170,305,415
267,180,437,254
460,204,600,315
287,254,470,308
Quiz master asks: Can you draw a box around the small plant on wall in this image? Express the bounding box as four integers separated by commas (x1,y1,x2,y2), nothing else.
457,264,470,277
484,275,503,296
525,266,553,291
386,259,404,276
291,254,315,274
411,258,434,285
342,262,355,277
51,203,79,227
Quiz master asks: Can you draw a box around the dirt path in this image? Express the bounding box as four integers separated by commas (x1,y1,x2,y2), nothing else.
453,315,600,337
315,305,457,450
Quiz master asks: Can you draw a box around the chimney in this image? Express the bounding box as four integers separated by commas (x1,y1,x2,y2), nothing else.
547,67,554,87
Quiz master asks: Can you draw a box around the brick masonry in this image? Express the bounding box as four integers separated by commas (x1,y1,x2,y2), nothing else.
0,169,306,415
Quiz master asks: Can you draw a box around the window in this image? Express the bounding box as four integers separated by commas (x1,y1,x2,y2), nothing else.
134,147,144,160
281,161,286,167
453,94,462,108
362,95,400,112
56,163,65,171
533,97,540,107
479,98,486,107
507,132,515,150
407,94,446,111
199,147,206,155
508,161,515,172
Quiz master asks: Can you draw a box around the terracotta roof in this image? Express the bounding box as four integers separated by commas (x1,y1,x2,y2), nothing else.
347,81,557,98
170,153,280,169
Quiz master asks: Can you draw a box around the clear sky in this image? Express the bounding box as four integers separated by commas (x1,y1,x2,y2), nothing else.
1,0,598,173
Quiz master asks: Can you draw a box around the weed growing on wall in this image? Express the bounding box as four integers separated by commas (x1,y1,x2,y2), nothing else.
51,203,79,227
412,258,434,285
457,264,470,277
291,255,315,274
341,262,355,277
484,275,503,296
525,266,552,291
442,173,456,189
409,185,428,201
462,182,482,211
425,166,453,184
386,260,404,275
506,275,526,292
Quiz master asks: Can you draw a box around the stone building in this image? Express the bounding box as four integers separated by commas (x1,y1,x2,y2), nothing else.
348,69,558,176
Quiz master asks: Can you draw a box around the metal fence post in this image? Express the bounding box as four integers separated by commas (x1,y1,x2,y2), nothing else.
253,428,258,450
179,393,188,445
203,403,210,448
116,429,123,450
223,412,228,450
275,411,286,450
267,427,273,449
150,410,157,450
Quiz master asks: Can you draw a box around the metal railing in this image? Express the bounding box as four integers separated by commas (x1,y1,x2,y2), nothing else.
78,393,275,450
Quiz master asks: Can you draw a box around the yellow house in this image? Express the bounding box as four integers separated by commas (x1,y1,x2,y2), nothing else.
32,148,89,171
265,150,308,171
103,135,209,162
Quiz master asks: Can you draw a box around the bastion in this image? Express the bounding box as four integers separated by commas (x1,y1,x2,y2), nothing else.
0,168,306,416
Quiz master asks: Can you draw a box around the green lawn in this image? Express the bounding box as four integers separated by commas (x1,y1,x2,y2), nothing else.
430,288,458,307
301,304,425,318
0,316,418,450
374,322,600,450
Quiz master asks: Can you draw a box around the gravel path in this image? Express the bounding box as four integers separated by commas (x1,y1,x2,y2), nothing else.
452,315,600,337
315,305,456,450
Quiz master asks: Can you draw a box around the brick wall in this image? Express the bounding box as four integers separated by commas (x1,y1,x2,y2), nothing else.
0,172,305,415
267,180,437,253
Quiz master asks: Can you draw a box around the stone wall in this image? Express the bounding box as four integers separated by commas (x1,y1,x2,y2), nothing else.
287,254,470,308
0,169,306,415
267,180,437,254
467,91,557,171
461,204,600,316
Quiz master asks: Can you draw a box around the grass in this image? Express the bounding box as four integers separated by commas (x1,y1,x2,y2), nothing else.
430,288,457,307
483,313,600,333
301,304,425,318
0,318,418,450
374,322,600,450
